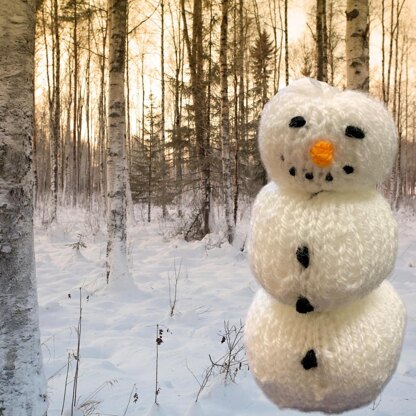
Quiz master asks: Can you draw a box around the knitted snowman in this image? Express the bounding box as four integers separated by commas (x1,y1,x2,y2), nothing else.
245,78,406,413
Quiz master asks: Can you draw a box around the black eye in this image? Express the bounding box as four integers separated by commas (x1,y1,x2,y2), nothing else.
289,116,306,128
345,125,365,139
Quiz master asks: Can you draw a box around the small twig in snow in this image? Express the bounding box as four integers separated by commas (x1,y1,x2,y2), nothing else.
123,383,137,416
168,258,182,317
71,288,82,414
155,324,164,405
61,353,71,415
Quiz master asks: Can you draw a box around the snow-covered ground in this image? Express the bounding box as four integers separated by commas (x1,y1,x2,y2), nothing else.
36,205,416,415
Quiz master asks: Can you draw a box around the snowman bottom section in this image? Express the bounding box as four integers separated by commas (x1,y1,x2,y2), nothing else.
245,281,406,414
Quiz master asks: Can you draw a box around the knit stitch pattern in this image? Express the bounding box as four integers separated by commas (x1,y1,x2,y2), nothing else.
246,283,405,413
245,78,406,413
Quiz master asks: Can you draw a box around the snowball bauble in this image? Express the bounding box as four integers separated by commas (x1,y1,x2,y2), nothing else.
245,282,405,414
249,183,397,311
259,78,397,194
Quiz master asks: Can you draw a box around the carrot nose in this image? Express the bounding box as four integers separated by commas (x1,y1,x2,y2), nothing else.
309,140,334,167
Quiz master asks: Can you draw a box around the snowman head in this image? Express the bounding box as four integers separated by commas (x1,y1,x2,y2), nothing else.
259,78,397,194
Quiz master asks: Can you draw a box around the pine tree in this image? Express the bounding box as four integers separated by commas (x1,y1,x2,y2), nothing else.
250,29,274,186
130,93,164,221
251,29,274,109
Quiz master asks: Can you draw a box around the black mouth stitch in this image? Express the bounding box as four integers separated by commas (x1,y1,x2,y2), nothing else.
310,189,332,199
310,190,323,198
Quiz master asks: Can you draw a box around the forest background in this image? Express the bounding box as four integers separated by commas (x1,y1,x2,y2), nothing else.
34,0,416,246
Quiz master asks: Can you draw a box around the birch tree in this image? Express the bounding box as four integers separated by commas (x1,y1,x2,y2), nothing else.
345,0,369,91
160,0,167,218
0,1,47,413
220,0,235,244
233,0,246,224
98,6,108,211
106,0,130,286
51,0,60,222
72,0,79,206
86,2,92,207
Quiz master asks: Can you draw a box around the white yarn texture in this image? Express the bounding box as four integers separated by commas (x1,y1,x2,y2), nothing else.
245,78,406,414
246,283,405,413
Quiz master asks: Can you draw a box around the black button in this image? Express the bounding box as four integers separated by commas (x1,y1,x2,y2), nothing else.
296,297,314,314
301,349,318,370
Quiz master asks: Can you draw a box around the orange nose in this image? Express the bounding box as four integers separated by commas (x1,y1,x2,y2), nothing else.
309,140,334,167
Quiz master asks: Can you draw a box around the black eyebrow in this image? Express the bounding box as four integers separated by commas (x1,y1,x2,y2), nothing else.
345,125,365,139
289,116,306,128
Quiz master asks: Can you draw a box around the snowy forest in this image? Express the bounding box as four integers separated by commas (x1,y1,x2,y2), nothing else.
1,0,416,415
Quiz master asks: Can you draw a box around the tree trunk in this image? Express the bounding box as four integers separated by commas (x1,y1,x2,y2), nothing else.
42,0,59,222
386,0,395,104
381,0,386,102
268,0,279,93
72,0,78,206
170,2,184,217
106,0,130,286
403,48,408,199
148,98,154,223
40,1,54,215
63,50,73,205
51,0,60,221
284,0,289,85
276,0,283,89
345,0,369,91
160,0,167,218
412,109,415,198
86,0,92,208
326,0,337,85
0,1,47,413
235,0,247,223
181,0,210,238
124,6,135,225
141,53,145,147
233,0,245,225
76,82,83,203
390,0,404,208
125,6,131,176
394,27,404,210
99,8,108,213
220,0,235,244
199,0,211,238
203,1,213,236
316,0,328,81
33,106,39,208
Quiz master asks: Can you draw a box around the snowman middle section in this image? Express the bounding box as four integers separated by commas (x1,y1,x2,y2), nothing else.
249,181,397,312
